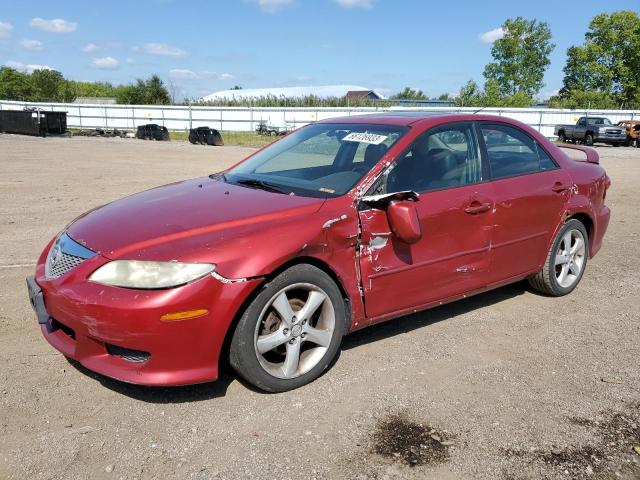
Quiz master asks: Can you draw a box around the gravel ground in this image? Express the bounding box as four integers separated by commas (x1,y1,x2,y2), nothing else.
0,135,638,480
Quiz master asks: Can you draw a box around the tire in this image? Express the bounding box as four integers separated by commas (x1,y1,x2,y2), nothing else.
558,131,566,143
230,264,346,392
584,133,594,146
528,219,589,296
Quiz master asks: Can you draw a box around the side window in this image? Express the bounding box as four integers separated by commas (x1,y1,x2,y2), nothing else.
386,123,481,194
537,144,558,170
578,118,586,126
480,124,541,180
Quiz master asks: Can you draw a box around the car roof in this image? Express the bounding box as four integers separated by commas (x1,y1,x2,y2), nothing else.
315,111,517,127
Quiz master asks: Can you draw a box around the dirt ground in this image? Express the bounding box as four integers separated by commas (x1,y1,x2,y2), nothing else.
0,135,639,480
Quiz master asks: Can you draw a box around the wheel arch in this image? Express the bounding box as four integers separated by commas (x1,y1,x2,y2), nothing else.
264,256,353,333
565,211,595,256
216,256,354,373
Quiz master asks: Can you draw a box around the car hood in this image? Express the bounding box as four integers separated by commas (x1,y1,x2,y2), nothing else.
66,176,325,262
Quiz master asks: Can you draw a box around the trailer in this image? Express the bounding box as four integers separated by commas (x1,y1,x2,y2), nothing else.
0,110,67,136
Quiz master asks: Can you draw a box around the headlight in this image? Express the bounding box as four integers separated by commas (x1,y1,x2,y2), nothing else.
89,260,216,289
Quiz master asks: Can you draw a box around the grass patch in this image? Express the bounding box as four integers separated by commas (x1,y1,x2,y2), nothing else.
68,128,277,148
169,130,277,148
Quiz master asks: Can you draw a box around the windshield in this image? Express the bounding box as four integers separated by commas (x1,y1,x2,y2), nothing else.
225,123,408,197
586,118,612,126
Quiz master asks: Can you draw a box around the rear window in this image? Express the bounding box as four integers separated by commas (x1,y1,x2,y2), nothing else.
481,124,556,179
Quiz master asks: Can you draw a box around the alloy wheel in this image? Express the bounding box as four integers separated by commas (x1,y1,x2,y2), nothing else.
554,229,586,288
254,283,335,379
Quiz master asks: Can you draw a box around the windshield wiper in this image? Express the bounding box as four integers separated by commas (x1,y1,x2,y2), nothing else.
234,178,291,194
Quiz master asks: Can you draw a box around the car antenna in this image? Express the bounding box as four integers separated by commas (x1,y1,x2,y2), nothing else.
473,106,487,114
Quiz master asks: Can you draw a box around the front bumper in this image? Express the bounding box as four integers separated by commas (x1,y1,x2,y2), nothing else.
594,133,627,144
28,249,260,386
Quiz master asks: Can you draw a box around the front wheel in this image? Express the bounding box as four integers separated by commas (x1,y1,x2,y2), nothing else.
230,264,346,392
528,219,589,296
584,133,594,146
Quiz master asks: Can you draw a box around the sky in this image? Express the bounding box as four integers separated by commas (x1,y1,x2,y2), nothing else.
0,0,637,100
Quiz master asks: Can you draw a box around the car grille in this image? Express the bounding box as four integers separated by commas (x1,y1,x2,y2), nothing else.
106,344,150,363
44,232,96,280
604,129,623,135
46,252,86,279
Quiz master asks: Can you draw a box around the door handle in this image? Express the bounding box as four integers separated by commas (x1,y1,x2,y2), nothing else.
464,202,492,214
551,182,570,193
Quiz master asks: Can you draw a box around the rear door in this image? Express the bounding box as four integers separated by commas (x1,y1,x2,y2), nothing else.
358,122,495,320
478,123,571,284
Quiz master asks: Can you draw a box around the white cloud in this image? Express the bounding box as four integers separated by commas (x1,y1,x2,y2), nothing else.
91,56,119,69
169,69,235,81
133,42,187,57
29,17,77,33
125,57,134,64
5,60,52,73
539,88,560,100
82,42,97,52
0,21,13,40
334,0,372,7
20,39,43,50
255,0,294,13
479,27,505,44
169,69,198,79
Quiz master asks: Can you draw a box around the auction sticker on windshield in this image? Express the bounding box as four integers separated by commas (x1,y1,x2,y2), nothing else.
342,132,388,145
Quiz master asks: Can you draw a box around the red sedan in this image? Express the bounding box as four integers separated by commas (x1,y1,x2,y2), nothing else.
26,113,611,392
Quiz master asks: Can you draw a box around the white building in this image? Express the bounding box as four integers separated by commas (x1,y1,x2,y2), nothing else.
202,85,385,102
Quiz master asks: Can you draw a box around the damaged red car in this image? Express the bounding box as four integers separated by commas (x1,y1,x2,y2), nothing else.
27,113,611,392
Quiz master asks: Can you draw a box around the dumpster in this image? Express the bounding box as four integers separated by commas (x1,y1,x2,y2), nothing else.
0,110,67,136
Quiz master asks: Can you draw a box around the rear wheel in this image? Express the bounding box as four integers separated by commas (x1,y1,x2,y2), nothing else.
230,264,346,392
558,131,566,143
528,219,589,296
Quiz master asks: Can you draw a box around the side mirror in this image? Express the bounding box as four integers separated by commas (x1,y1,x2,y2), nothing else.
386,201,422,244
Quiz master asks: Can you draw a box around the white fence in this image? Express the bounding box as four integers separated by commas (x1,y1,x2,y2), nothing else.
1,99,639,138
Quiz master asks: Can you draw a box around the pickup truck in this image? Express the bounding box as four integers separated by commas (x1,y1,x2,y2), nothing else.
554,116,627,146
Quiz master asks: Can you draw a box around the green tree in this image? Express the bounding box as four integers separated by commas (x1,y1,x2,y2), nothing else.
392,87,427,100
559,11,640,107
548,90,619,109
30,69,66,101
144,75,170,104
68,80,118,98
0,67,33,101
454,78,534,108
115,81,146,104
483,17,555,97
454,80,482,106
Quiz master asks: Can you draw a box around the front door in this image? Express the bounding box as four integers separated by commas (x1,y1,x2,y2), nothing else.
358,122,495,320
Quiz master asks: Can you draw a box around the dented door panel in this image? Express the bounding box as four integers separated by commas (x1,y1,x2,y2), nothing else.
488,169,572,283
358,183,495,321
